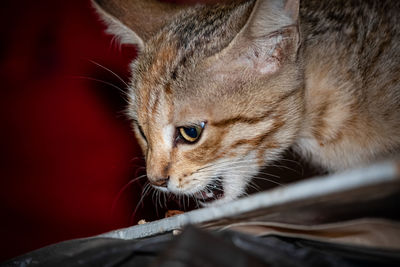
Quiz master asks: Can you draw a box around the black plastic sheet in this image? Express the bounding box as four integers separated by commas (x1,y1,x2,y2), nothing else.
3,226,400,267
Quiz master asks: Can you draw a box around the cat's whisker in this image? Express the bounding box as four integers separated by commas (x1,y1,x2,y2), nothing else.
131,182,152,224
182,194,187,211
277,157,305,170
254,171,281,180
195,161,259,174
157,191,162,209
160,191,165,209
195,158,250,172
178,194,183,210
155,190,160,209
251,176,283,186
205,184,223,192
151,189,160,218
209,159,259,168
194,197,200,208
69,75,130,102
224,169,282,186
195,163,285,192
129,165,145,169
88,59,129,88
130,156,146,162
151,189,156,204
163,192,168,208
192,192,201,208
222,168,280,178
111,174,147,214
201,158,258,169
187,195,190,210
212,165,259,173
109,35,117,50
267,163,300,174
246,180,262,192
157,191,161,209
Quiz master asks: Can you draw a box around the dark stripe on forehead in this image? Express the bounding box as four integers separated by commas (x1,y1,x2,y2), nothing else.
211,89,298,128
211,111,274,128
230,119,285,150
170,50,193,81
165,1,254,82
174,3,241,51
165,83,173,95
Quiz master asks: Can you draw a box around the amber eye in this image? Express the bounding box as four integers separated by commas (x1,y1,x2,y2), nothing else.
178,122,205,143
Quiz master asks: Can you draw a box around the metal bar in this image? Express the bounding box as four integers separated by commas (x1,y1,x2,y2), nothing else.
98,160,400,240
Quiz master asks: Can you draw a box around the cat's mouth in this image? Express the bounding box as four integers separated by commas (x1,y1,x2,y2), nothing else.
193,178,224,204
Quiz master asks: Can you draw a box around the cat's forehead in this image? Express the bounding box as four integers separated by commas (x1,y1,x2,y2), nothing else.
132,1,252,90
129,2,254,125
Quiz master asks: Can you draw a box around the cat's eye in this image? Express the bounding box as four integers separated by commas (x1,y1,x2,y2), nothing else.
178,122,205,143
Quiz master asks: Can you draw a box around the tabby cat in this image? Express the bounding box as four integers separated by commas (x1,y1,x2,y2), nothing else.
93,0,400,205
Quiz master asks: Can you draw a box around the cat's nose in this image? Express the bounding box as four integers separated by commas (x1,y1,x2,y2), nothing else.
149,176,169,187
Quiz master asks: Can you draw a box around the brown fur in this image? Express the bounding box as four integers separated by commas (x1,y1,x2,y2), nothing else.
93,0,400,203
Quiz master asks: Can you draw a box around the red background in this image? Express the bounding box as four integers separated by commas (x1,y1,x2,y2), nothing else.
0,0,144,261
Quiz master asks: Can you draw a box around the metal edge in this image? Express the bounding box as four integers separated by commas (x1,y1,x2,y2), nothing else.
98,160,400,240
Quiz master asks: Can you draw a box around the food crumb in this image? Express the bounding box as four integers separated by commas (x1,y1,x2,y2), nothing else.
165,210,184,218
172,229,182,236
137,219,147,225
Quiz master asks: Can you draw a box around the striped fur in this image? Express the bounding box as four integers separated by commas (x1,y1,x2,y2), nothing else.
94,0,400,204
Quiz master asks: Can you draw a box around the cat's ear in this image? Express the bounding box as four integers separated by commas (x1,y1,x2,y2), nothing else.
92,0,187,50
219,0,300,76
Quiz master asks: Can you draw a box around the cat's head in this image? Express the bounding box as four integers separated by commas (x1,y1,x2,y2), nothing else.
93,0,304,205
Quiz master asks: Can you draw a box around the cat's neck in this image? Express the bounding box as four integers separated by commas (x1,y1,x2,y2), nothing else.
295,41,398,171
295,57,366,170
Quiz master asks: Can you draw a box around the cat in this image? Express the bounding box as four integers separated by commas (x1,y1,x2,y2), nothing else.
93,0,400,206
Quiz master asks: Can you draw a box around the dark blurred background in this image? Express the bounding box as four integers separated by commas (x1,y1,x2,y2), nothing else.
0,0,145,260
0,0,316,261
